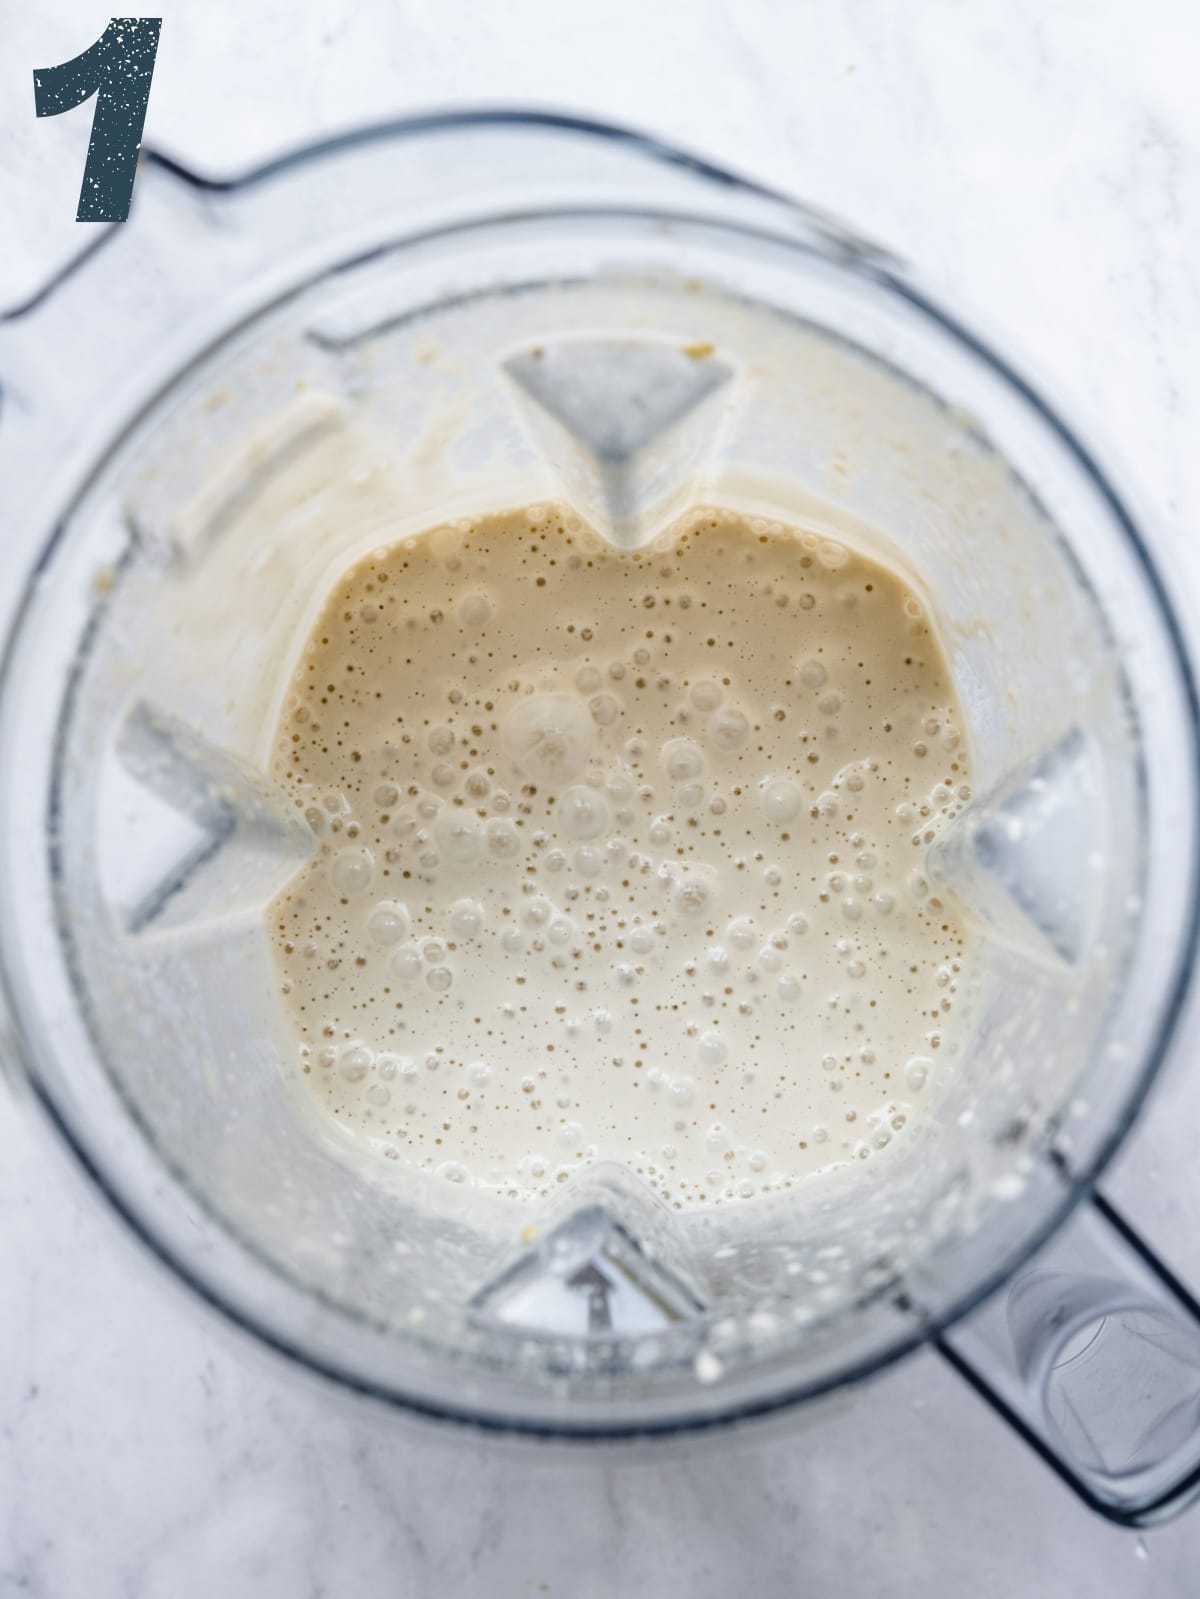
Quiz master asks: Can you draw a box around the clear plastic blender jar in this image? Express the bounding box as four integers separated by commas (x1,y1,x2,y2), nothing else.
2,114,1199,1525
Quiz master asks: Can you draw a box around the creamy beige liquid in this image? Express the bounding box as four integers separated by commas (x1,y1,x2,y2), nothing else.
267,505,972,1206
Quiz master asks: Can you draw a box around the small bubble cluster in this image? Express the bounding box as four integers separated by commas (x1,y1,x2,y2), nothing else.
268,503,974,1207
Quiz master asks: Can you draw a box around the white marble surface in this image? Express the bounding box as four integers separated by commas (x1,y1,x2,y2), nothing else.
4,1,1200,1594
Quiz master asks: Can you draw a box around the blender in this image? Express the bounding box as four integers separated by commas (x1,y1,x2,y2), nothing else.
1,112,1199,1525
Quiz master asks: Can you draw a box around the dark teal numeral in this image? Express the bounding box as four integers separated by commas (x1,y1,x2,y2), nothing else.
34,17,162,223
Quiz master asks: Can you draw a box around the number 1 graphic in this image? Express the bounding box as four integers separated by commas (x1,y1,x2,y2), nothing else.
34,17,162,223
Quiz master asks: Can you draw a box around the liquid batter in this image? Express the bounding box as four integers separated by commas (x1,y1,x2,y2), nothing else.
267,504,972,1206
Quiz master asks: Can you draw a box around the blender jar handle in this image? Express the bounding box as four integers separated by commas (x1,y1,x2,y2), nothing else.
937,1191,1200,1525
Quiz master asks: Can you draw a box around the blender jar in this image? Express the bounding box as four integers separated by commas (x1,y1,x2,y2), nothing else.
1,113,1199,1525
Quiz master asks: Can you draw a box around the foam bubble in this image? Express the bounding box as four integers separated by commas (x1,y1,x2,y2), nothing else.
589,693,620,726
574,845,605,876
330,847,373,896
391,945,422,980
339,1043,372,1081
690,681,724,712
762,777,802,824
661,737,705,783
367,900,411,945
707,705,750,751
697,1031,728,1068
449,898,486,939
458,591,493,627
523,897,553,927
558,785,609,841
486,818,520,859
502,692,594,783
905,1057,931,1091
435,812,482,864
670,864,718,917
798,659,827,688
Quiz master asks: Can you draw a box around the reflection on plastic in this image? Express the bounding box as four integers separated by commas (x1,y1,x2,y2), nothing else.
942,1196,1200,1524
